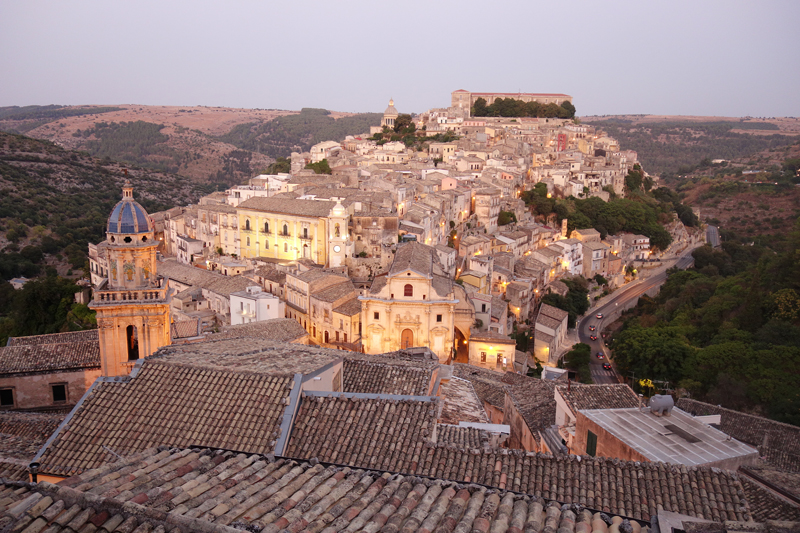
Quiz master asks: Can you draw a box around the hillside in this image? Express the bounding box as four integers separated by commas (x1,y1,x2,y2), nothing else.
0,105,381,187
0,131,207,280
670,142,800,242
582,115,800,177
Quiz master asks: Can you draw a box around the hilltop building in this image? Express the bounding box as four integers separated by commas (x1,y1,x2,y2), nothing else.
451,89,573,113
88,182,173,377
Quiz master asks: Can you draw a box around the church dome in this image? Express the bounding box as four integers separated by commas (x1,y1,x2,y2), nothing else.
384,99,398,117
107,182,153,235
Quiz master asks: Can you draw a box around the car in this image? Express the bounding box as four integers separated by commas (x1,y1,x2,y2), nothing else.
603,362,612,370
596,313,604,319
590,335,597,341
596,352,605,359
588,325,596,331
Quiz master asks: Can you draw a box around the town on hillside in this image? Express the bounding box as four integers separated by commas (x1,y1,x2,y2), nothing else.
1,92,798,531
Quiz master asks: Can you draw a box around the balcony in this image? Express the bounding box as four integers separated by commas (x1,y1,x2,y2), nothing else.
92,284,170,305
240,228,254,235
299,234,313,241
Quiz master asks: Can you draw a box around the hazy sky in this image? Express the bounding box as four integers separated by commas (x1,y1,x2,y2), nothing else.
2,0,799,117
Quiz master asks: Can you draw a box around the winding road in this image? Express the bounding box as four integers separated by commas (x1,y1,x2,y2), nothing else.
576,253,695,384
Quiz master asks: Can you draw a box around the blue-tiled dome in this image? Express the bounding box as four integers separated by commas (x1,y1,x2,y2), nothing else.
107,184,153,234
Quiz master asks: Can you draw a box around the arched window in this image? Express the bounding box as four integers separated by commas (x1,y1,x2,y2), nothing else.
246,237,250,246
404,284,413,297
264,221,269,233
284,243,288,252
264,241,269,250
245,219,251,230
126,325,139,361
283,223,288,236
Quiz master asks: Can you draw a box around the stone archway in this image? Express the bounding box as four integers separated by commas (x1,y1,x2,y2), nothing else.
454,327,469,363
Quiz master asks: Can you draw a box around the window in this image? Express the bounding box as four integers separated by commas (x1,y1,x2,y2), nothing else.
404,284,413,297
283,223,288,236
0,388,14,407
245,219,251,230
303,228,308,238
586,430,597,457
265,241,269,249
481,303,486,313
284,243,288,252
480,352,487,363
335,331,339,342
51,383,67,403
374,312,380,320
265,221,270,233
247,237,250,246
436,314,442,322
344,333,348,343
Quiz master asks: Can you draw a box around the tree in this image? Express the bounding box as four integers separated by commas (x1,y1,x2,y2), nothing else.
498,210,517,226
560,101,576,119
471,98,488,117
393,114,414,134
305,159,332,174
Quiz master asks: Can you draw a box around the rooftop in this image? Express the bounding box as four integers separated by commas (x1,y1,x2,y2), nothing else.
34,355,296,477
207,317,309,343
342,355,435,396
5,329,98,347
580,407,759,467
558,383,639,414
0,340,100,375
0,446,695,533
238,196,336,217
439,376,490,425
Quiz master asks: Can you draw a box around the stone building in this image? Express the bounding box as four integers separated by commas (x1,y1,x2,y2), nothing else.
381,98,398,129
89,182,173,378
360,242,474,361
0,331,101,410
451,90,573,113
236,197,350,267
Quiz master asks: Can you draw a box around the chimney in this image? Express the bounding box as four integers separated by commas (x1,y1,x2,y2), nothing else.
638,394,643,412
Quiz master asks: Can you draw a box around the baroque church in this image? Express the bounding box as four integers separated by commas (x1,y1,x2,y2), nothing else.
89,182,172,377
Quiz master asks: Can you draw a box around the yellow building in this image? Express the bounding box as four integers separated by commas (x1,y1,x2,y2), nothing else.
236,197,350,267
89,182,173,377
360,242,474,362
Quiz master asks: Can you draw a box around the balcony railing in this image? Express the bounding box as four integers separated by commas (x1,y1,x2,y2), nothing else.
299,234,313,241
93,282,169,305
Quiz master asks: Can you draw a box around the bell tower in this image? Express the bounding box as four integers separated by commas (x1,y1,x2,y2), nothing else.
327,201,349,268
89,180,172,377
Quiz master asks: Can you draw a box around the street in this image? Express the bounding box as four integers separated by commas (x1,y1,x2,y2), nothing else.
576,253,695,384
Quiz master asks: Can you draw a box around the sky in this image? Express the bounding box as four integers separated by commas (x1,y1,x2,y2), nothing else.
2,0,799,117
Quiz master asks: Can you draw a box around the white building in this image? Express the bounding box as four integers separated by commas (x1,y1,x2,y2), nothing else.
230,286,285,325
176,234,203,265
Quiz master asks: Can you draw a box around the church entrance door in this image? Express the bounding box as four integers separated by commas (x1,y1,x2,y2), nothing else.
401,328,413,349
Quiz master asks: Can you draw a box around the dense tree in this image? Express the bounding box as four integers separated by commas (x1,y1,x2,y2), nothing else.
498,210,517,226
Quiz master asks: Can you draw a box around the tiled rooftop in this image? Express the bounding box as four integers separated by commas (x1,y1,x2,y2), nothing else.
342,356,434,396
739,476,800,522
238,196,336,217
34,360,294,477
436,424,490,448
0,340,100,375
677,398,800,472
539,303,569,321
557,383,639,414
0,446,680,533
439,377,490,425
153,338,340,375
453,363,508,409
5,329,98,347
502,373,557,445
311,280,356,303
332,298,361,316
207,318,308,343
0,412,66,481
285,394,437,472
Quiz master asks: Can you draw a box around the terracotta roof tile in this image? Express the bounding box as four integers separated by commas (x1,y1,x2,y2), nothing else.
6,329,98,347
0,412,64,464
557,384,639,414
342,356,434,396
0,341,100,375
439,377,490,425
285,395,436,472
677,398,800,472
35,359,294,477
